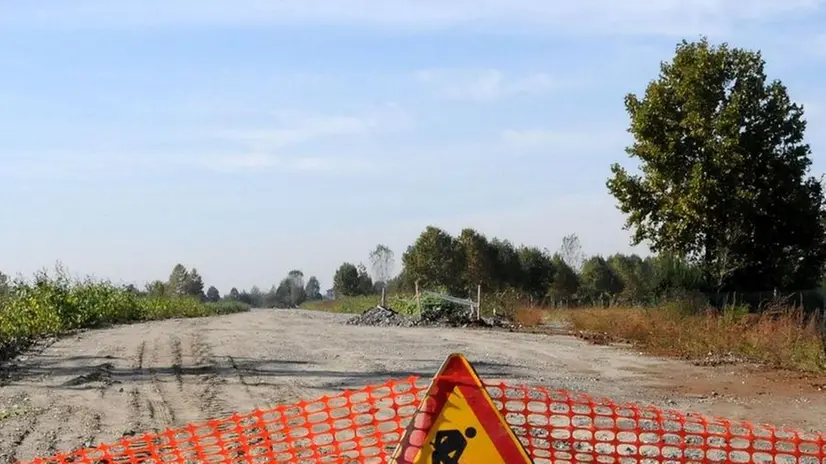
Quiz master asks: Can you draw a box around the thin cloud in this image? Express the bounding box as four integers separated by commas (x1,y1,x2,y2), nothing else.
197,154,382,174
415,69,559,101
0,154,165,181
501,128,631,154
3,0,822,36
216,105,412,151
218,115,378,150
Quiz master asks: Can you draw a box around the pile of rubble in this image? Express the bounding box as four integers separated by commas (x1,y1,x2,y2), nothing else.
345,305,516,329
344,306,417,327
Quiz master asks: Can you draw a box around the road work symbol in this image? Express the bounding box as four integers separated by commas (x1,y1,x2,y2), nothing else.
431,427,476,464
390,353,533,463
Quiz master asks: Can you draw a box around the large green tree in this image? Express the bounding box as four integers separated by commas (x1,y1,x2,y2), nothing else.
401,226,465,294
607,37,826,291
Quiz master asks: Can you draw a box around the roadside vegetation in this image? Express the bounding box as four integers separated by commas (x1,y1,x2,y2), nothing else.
560,304,825,372
305,38,826,373
0,264,249,361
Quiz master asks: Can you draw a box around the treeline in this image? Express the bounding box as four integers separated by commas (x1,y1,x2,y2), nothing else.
386,227,713,307
213,270,324,309
327,227,826,310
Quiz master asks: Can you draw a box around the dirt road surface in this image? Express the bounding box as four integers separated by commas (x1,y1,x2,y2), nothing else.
2,309,826,462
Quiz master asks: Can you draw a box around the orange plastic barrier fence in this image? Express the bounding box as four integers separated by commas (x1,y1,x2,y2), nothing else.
25,376,826,464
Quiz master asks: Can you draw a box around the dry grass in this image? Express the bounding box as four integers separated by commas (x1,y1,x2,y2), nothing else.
513,306,545,328
557,304,826,372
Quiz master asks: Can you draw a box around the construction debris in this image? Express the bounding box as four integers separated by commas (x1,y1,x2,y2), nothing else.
344,306,416,327
345,305,516,329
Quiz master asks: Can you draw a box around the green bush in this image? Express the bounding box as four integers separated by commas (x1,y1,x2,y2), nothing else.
0,267,249,357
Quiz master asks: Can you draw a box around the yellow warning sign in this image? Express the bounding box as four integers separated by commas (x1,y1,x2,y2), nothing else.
390,353,533,464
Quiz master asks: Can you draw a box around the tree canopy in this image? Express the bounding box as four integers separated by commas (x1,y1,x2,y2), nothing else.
607,37,826,292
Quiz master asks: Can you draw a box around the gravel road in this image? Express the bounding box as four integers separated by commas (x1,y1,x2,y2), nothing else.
2,308,825,463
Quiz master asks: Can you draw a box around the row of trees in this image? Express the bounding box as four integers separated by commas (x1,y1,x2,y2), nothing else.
387,228,711,306
224,271,323,308
331,245,395,297
328,226,823,309
140,264,323,309
324,38,826,309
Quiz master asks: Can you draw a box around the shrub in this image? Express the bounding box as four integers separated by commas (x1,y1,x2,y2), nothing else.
566,303,826,372
0,267,249,360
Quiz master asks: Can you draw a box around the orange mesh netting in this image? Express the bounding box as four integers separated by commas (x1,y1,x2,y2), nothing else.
24,376,826,464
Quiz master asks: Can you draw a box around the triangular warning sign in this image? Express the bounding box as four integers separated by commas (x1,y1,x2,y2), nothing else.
390,353,533,463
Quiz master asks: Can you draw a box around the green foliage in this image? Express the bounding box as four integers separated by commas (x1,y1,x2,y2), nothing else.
250,270,310,308
607,254,653,304
548,255,580,301
167,264,206,300
580,256,624,302
334,262,361,296
402,226,466,295
305,276,322,301
356,263,374,295
0,266,249,355
145,280,167,297
517,246,555,302
489,238,524,290
457,228,496,293
205,286,220,302
607,37,826,292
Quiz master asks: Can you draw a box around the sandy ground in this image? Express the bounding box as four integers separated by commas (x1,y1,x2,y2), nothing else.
2,308,826,463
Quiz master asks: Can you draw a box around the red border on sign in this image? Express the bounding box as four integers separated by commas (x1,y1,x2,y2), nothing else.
391,354,531,463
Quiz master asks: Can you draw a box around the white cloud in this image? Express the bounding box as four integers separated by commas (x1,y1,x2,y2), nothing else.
415,69,559,101
3,0,821,36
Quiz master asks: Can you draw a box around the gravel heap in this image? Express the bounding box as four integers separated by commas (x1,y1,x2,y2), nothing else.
419,304,489,327
344,306,416,327
345,305,516,329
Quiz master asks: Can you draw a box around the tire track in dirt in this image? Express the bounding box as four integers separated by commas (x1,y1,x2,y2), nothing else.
7,403,48,464
123,340,147,437
171,335,184,392
145,336,178,428
48,406,102,458
190,329,232,420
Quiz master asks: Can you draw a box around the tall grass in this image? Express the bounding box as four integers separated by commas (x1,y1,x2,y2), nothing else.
563,302,826,372
0,267,249,360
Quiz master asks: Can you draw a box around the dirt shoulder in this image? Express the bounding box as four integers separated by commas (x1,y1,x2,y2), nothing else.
1,309,825,462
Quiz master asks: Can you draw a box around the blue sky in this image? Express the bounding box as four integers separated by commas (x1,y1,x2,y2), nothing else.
2,1,826,293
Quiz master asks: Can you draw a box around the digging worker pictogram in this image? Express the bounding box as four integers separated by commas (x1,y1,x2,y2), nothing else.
430,427,477,464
